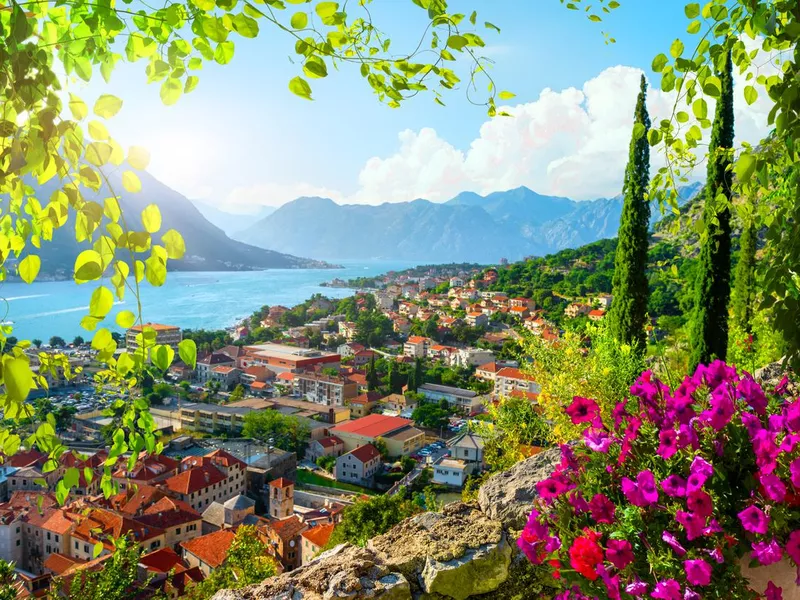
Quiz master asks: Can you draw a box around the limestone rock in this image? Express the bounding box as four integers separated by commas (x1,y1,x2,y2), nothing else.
210,544,411,600
369,503,510,599
477,447,561,531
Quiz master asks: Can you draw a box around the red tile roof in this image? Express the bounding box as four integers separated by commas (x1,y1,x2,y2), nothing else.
406,336,428,344
112,453,179,481
510,390,540,401
496,367,535,382
301,523,335,548
316,436,343,449
139,547,186,574
250,381,268,390
6,491,57,511
348,444,381,463
204,449,247,470
44,553,85,575
276,372,295,382
40,508,77,535
72,508,165,549
135,497,201,529
129,323,179,332
4,448,46,468
212,365,237,374
477,362,499,373
589,309,606,317
347,374,367,386
350,392,382,405
267,515,307,541
112,484,165,515
331,414,411,438
180,529,235,568
269,477,293,489
163,463,226,495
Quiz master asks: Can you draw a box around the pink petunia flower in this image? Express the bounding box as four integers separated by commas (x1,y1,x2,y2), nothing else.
790,458,800,488
737,373,768,414
760,473,787,503
700,384,735,430
676,510,705,541
752,538,783,566
651,579,682,600
566,396,600,425
625,579,648,597
684,558,712,586
658,428,679,459
662,531,687,556
738,505,770,535
588,493,616,524
686,490,713,518
784,530,800,565
661,475,687,498
606,539,634,570
584,428,614,453
766,581,783,600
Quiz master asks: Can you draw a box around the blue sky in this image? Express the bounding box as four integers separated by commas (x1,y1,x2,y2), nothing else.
72,0,769,210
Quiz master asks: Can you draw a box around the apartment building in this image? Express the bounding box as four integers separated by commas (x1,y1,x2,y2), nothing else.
494,367,541,401
164,450,247,513
295,372,357,407
418,383,486,414
335,444,381,486
403,336,429,358
126,323,182,354
330,414,424,457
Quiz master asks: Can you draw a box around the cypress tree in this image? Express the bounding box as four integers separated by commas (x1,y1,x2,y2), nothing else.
731,206,757,334
690,48,735,370
608,74,651,351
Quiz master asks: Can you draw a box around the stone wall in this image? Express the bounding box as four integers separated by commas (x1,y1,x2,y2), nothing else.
211,448,561,600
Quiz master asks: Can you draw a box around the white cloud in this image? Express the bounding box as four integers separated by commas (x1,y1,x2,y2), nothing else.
221,50,775,209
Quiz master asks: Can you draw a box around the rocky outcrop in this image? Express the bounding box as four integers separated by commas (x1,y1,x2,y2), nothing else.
211,451,561,600
477,447,561,531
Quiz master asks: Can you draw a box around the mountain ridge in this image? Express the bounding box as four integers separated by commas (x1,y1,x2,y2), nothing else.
235,183,703,263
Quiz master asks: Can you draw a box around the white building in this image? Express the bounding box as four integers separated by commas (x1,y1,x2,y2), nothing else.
432,457,468,487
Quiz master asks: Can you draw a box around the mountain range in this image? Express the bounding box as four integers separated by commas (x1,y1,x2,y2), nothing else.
22,170,329,279
191,200,276,237
234,183,703,263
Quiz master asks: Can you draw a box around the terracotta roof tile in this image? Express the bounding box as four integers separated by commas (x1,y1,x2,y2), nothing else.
267,515,307,541
269,477,293,489
301,523,335,548
44,553,85,575
180,529,235,568
347,444,380,464
139,547,186,574
163,463,226,495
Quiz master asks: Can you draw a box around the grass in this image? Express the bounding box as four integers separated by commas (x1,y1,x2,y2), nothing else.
296,469,378,495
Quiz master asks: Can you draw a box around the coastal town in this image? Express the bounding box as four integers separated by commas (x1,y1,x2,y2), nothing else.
1,264,615,597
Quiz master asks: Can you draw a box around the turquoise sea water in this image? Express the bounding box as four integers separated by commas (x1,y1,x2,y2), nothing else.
0,260,416,341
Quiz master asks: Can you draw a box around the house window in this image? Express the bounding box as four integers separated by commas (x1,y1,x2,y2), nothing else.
16,540,20,547
74,541,79,549
84,545,89,553
176,528,181,535
47,532,51,540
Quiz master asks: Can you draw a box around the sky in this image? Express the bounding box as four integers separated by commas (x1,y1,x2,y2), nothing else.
71,0,772,213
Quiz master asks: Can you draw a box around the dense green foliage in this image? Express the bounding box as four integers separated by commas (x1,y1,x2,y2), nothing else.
60,536,152,600
690,49,735,370
412,401,452,429
608,75,651,351
731,201,758,335
187,526,276,599
325,492,420,548
241,411,310,458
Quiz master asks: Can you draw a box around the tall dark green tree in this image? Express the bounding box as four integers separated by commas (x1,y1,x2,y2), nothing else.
608,74,651,351
731,206,757,334
366,355,379,391
690,48,735,370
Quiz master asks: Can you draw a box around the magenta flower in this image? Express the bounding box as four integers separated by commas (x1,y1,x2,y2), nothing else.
667,394,696,426
694,360,737,390
675,510,705,541
690,456,713,479
596,564,621,600
760,473,787,503
705,546,724,564
684,558,712,586
738,505,769,535
605,539,634,570
686,490,713,518
752,538,783,566
661,531,687,556
566,396,600,425
790,458,800,488
700,384,735,430
625,579,648,597
559,444,579,471
786,401,800,433
612,400,630,428
658,428,679,459
752,429,781,475
584,428,614,453
588,493,616,524
676,423,699,451
568,491,589,513
536,475,569,501
683,590,701,600
775,376,790,396
784,530,800,564
622,470,658,507
651,579,681,600
765,581,783,600
737,373,768,414
661,475,687,498
741,412,763,439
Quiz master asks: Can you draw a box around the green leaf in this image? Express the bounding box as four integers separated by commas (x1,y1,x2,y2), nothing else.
122,171,142,193
692,98,708,119
63,467,80,489
703,75,721,97
141,204,162,233
684,3,700,18
743,85,758,106
85,142,113,166
92,328,112,351
303,56,328,78
232,13,259,37
88,120,110,140
4,357,33,403
185,76,200,94
179,339,198,369
687,19,701,34
670,39,684,58
128,146,151,170
145,255,167,287
446,35,468,51
498,91,515,100
484,21,500,33
18,255,40,284
89,285,114,318
632,122,646,140
289,76,313,100
735,153,757,183
116,310,136,329
315,2,338,22
214,41,235,65
647,128,662,146
74,250,104,283
160,78,183,105
151,344,175,372
162,229,186,259
290,12,308,28
93,542,103,558
94,94,123,118
652,53,668,73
